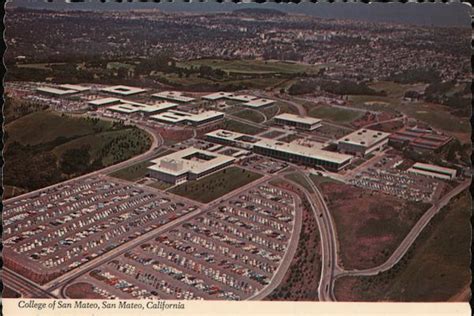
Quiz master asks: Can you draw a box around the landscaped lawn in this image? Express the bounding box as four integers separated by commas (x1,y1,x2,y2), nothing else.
170,167,262,203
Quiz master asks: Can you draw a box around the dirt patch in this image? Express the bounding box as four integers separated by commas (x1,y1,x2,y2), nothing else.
65,282,106,299
320,182,430,270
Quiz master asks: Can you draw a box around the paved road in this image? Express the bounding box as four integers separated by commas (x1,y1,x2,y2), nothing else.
248,189,303,300
2,268,57,298
335,179,470,279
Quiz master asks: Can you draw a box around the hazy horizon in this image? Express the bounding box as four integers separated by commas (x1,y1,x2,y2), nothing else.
7,0,472,28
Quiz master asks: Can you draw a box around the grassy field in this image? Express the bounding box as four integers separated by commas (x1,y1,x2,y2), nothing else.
177,59,324,75
4,110,152,196
320,182,431,270
222,118,264,135
169,167,262,203
232,109,266,124
284,173,314,193
108,149,174,181
334,190,471,302
308,105,363,124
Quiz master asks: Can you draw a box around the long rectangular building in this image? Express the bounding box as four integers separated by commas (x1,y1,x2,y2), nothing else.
147,147,235,184
150,110,224,126
389,128,452,152
106,101,178,116
337,128,390,157
152,91,195,103
408,162,457,180
253,138,352,171
274,113,322,131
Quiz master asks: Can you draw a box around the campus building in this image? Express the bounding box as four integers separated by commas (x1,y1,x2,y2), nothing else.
106,101,178,116
274,113,322,131
408,162,457,180
150,110,224,126
202,92,256,102
337,129,390,157
253,138,352,171
206,129,352,171
36,86,80,96
152,91,195,103
389,127,452,152
147,148,235,184
242,98,275,108
100,85,146,96
88,97,122,107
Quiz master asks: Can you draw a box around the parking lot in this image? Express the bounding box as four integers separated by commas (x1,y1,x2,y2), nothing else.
349,155,443,202
3,176,198,284
69,183,299,300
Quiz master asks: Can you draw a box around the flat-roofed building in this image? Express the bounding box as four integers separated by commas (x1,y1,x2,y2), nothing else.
100,85,146,96
106,101,178,116
389,127,452,152
254,138,352,171
408,163,457,180
150,110,224,126
152,91,195,103
337,128,390,157
242,98,275,108
205,129,259,149
36,86,79,96
59,84,90,92
202,92,234,101
147,147,235,184
274,113,322,131
88,97,122,107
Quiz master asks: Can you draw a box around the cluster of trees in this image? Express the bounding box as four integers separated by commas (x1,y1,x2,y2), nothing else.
387,68,441,84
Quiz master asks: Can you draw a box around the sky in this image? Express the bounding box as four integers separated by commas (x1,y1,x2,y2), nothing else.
8,0,472,28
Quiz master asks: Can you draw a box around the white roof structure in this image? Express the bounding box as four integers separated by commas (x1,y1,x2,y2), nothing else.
275,113,322,125
148,147,235,176
59,84,90,92
107,101,177,114
242,98,275,108
228,94,258,102
88,97,121,106
36,86,79,96
202,92,234,101
152,91,195,103
255,138,353,164
408,162,457,180
150,110,224,124
206,129,248,142
337,129,390,148
100,85,146,96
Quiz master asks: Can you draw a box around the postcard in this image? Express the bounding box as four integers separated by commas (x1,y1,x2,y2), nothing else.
2,1,471,315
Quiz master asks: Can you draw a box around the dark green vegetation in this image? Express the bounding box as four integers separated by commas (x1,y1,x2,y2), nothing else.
4,104,152,197
222,118,264,135
266,180,321,301
170,167,262,203
387,68,441,84
334,191,471,302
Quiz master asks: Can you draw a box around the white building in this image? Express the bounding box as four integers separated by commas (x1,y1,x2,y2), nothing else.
150,110,224,126
100,85,146,96
106,101,178,116
408,163,457,180
337,129,390,157
147,148,235,184
152,91,195,103
274,113,322,131
36,86,79,96
242,98,275,108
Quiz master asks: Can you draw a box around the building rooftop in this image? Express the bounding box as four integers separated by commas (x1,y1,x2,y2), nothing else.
206,129,248,141
202,92,235,100
338,129,390,147
107,101,178,114
150,110,223,124
36,86,78,95
148,147,235,176
255,138,352,164
100,85,146,96
88,97,121,106
152,91,195,103
242,98,275,108
59,84,90,92
410,162,457,176
275,113,322,125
